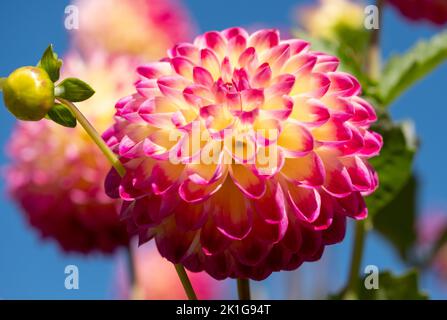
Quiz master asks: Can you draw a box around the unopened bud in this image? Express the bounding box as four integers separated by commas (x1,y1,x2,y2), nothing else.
2,66,55,121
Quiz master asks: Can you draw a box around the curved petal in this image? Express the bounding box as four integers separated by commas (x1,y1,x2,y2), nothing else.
341,156,374,192
290,97,330,126
291,72,330,98
248,29,280,52
277,121,314,157
155,218,198,263
174,203,207,231
318,149,353,197
137,62,172,79
336,191,368,220
151,161,184,195
200,217,231,255
287,183,321,223
327,72,361,97
229,164,266,199
211,179,252,240
312,118,352,144
171,56,195,80
281,53,317,75
193,66,214,87
281,151,325,186
200,48,221,80
179,172,226,204
322,213,346,245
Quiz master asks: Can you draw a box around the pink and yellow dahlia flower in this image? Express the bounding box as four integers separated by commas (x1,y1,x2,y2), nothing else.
387,0,447,25
5,52,137,254
71,0,195,59
115,242,227,299
104,28,382,280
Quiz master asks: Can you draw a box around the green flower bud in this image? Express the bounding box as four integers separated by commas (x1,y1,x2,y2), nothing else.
2,66,55,121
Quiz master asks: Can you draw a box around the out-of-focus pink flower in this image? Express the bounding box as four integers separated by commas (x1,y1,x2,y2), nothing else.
418,210,447,278
115,242,226,299
5,52,137,254
71,0,195,59
387,0,447,25
104,28,382,280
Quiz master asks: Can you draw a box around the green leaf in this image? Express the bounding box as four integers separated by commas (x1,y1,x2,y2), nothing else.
332,270,428,300
55,78,95,102
366,120,417,218
38,44,63,82
46,103,77,128
378,31,447,106
373,176,418,261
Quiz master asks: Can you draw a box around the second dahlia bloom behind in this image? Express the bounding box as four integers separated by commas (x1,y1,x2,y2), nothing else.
72,0,195,59
387,0,447,25
5,53,136,254
105,28,382,280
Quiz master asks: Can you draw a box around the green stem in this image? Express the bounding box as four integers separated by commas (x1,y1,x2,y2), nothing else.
237,278,251,300
175,264,198,300
126,245,141,300
344,0,383,300
56,97,126,177
344,221,366,298
366,0,384,80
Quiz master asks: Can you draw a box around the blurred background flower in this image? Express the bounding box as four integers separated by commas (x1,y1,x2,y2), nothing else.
4,52,136,253
71,0,196,59
114,242,227,299
4,0,198,255
387,0,447,25
417,210,447,279
297,0,365,41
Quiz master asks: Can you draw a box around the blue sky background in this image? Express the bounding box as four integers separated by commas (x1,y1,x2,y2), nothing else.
0,0,446,299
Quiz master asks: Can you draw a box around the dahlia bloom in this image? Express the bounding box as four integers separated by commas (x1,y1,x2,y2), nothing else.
71,0,195,59
418,211,447,279
387,0,447,25
115,242,226,299
5,52,137,254
104,28,382,280
298,0,365,40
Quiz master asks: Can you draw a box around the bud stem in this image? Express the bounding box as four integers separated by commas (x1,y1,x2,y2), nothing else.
237,278,251,300
344,0,383,299
56,97,126,177
175,264,198,300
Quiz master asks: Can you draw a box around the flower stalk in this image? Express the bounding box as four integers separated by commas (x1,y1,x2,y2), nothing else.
175,264,198,300
344,0,383,299
237,278,251,300
56,97,126,178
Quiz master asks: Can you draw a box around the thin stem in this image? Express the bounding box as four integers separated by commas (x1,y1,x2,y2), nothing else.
126,245,142,300
344,221,366,298
366,0,384,80
175,264,198,300
56,97,126,177
126,245,136,287
344,0,383,300
237,278,251,300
